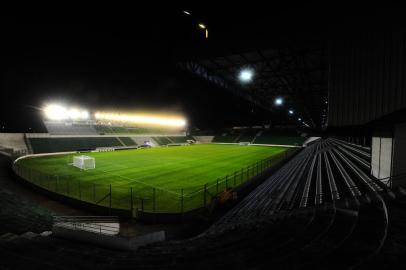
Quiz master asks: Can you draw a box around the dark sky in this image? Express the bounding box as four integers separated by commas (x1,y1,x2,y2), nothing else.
1,4,399,132
1,9,281,132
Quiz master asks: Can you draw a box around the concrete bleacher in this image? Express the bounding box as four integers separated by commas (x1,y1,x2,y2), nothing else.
211,128,307,146
252,128,307,145
166,136,192,143
29,137,123,153
0,138,402,269
44,122,98,135
252,135,307,145
150,136,192,145
119,137,137,147
0,190,53,235
94,125,183,135
212,135,239,143
152,136,172,145
210,138,388,229
0,133,28,152
130,136,155,146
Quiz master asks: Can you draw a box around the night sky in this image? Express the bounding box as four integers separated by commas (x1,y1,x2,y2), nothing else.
1,9,278,133
1,4,397,132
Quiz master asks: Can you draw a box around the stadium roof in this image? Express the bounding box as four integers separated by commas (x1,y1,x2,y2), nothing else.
179,46,327,128
176,3,401,129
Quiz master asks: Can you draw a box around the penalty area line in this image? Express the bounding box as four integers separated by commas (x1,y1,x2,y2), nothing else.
89,168,182,196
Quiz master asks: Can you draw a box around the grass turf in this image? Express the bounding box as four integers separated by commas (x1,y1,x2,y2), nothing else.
16,144,288,212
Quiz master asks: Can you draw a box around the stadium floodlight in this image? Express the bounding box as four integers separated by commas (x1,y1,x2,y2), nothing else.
43,104,89,121
274,97,283,106
94,112,187,127
68,108,81,119
44,104,68,120
81,110,89,119
288,110,294,115
239,68,254,83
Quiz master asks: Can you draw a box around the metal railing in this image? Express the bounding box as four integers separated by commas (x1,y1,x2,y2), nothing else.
377,173,406,189
14,148,298,216
53,216,120,235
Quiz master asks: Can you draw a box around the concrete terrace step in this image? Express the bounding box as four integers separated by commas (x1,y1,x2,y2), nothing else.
0,232,19,241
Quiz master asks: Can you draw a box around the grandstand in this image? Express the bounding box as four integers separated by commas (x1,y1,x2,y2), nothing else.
1,138,405,269
93,125,181,135
44,122,98,135
252,129,307,146
2,6,406,270
152,136,172,145
210,127,307,146
28,137,123,153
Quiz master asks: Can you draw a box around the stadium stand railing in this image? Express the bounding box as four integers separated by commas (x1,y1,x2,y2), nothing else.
53,216,120,236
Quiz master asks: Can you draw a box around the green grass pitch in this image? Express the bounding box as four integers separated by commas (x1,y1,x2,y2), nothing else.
16,144,288,213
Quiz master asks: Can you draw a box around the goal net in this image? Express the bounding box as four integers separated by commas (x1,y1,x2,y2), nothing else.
73,155,95,170
239,142,250,145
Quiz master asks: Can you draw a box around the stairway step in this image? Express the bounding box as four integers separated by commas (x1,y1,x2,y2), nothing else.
21,232,38,239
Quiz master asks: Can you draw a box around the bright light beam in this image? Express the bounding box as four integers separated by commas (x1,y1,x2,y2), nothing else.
43,104,89,120
94,112,187,127
43,104,68,120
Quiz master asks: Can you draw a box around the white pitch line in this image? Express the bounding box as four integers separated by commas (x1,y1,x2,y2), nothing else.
96,168,182,196
82,159,181,196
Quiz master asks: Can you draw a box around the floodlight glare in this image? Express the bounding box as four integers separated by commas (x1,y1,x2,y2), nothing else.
274,97,283,106
68,108,81,119
43,104,89,120
183,10,191,15
94,112,187,127
288,110,294,115
44,104,68,120
81,111,89,119
198,23,206,29
239,69,254,83
298,117,302,121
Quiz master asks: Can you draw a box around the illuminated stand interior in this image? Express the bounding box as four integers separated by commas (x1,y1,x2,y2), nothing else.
41,104,187,135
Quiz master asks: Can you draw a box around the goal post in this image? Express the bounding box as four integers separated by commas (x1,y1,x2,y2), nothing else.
239,142,250,146
73,155,95,170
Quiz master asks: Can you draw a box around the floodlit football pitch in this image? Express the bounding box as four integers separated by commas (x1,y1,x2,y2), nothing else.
15,144,290,213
